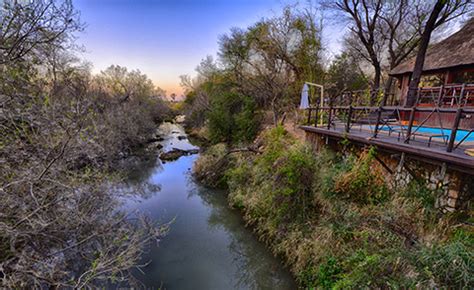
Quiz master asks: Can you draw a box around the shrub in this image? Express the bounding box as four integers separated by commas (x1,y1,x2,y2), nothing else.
402,179,437,211
193,143,230,188
316,257,343,288
272,143,319,222
334,147,389,204
207,91,260,144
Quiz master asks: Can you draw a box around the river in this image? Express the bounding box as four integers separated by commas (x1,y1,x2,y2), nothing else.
121,122,296,289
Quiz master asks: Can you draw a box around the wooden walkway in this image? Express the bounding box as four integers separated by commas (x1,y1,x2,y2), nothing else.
300,124,474,174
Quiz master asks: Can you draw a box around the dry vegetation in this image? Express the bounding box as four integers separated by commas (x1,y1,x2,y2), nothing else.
1,1,171,287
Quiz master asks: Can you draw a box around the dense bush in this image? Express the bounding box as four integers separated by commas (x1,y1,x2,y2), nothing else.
207,91,260,144
333,147,389,204
0,1,171,287
195,126,474,289
181,66,261,146
193,143,230,188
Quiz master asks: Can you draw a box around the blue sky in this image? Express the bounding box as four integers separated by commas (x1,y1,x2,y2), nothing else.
75,0,344,95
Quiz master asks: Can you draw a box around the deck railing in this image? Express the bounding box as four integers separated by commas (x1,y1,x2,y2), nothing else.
305,84,474,153
417,83,474,107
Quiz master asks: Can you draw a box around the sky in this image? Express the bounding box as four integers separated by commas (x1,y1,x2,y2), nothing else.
75,0,345,96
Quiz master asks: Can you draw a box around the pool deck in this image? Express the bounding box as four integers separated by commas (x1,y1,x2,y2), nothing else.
301,123,474,173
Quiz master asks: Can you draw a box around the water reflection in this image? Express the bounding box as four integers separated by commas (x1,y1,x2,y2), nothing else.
116,153,163,201
121,123,296,289
192,185,293,289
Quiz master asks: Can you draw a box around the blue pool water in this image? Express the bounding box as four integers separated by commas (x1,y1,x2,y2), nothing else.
376,126,474,142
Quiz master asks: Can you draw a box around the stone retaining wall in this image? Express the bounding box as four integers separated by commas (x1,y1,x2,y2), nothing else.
305,131,473,212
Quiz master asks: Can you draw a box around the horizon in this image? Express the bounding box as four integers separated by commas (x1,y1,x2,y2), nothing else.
75,0,345,97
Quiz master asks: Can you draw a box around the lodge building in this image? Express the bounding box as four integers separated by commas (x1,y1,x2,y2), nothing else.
300,18,474,211
391,17,474,129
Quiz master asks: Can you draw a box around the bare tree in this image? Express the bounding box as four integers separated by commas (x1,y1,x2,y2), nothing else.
1,1,172,287
326,0,471,102
0,0,82,65
330,0,385,104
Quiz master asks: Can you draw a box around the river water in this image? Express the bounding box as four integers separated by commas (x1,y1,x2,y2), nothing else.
121,123,296,289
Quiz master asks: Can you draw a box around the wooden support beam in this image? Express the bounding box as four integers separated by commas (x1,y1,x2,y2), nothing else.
314,107,319,127
346,105,353,133
447,108,463,152
374,154,394,174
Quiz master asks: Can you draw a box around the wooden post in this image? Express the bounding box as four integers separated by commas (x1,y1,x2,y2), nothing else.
437,84,444,106
373,90,388,138
447,108,463,152
373,107,382,137
345,92,353,133
459,83,466,106
314,106,319,127
404,88,420,143
346,106,353,133
327,107,332,130
307,108,312,125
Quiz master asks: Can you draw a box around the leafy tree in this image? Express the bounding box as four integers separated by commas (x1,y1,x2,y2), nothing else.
207,91,260,144
219,5,325,125
326,52,369,97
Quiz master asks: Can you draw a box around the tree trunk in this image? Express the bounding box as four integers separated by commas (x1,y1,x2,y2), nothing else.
384,76,394,93
405,0,446,107
383,76,394,106
371,64,381,105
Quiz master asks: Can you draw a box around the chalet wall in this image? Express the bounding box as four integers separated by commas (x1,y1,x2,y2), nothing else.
305,131,473,212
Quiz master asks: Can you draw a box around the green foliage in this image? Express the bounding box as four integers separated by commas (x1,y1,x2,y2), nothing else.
256,125,293,169
183,4,326,128
207,91,260,144
227,126,319,223
402,179,436,210
193,143,231,188
326,52,368,96
316,257,343,288
333,249,402,288
272,144,318,222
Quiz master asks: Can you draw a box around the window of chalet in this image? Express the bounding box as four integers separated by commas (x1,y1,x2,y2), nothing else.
452,70,474,84
419,74,445,87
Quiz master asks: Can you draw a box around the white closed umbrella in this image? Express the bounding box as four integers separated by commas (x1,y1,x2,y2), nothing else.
300,83,309,109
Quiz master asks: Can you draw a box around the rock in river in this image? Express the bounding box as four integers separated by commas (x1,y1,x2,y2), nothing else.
159,148,199,161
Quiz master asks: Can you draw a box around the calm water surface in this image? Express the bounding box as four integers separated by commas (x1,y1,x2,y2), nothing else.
121,123,296,290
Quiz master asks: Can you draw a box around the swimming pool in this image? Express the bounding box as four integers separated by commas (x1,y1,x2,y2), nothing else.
375,125,474,142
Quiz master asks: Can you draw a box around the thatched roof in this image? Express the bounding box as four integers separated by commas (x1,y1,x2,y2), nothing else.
390,18,474,76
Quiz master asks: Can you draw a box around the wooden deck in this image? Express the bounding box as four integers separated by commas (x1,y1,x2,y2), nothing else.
300,123,474,174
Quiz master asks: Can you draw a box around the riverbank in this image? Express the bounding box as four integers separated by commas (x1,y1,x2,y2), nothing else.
193,125,473,288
